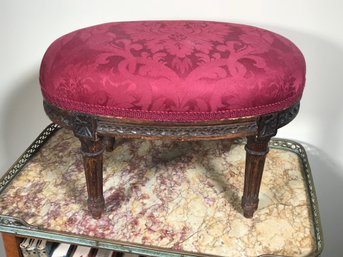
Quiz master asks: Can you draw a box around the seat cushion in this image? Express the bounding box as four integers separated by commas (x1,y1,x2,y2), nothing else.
40,20,305,122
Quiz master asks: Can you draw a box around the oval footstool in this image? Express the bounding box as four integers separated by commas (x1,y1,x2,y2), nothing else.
39,20,306,219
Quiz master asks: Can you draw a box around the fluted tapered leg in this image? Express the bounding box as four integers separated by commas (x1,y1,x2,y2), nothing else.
242,135,271,218
79,137,105,219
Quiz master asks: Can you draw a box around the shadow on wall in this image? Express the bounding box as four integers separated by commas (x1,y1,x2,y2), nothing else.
275,26,343,156
0,28,342,256
302,142,343,257
277,28,343,257
1,74,49,172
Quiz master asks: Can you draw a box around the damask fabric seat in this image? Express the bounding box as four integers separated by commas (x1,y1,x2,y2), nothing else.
40,20,305,122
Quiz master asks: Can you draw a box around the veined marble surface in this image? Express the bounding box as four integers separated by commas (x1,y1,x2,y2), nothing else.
0,129,317,257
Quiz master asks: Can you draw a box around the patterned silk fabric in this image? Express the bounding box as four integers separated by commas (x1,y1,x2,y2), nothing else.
40,21,306,121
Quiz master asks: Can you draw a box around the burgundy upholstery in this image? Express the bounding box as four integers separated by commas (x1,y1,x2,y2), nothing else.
40,21,305,122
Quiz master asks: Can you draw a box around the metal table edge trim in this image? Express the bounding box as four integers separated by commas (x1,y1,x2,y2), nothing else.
0,124,323,257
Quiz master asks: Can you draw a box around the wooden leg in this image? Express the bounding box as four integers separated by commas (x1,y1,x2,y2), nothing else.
103,136,115,152
79,137,105,219
241,135,271,218
2,233,21,257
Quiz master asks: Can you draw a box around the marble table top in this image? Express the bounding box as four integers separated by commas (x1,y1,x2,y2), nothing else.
0,125,322,257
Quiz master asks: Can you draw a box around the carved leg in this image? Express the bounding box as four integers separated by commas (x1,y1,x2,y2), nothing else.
79,137,105,219
103,136,115,152
241,135,271,218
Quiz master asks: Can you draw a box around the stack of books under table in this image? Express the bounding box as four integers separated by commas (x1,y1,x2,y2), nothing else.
20,238,143,257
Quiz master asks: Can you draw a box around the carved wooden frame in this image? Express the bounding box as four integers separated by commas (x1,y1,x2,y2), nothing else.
44,100,300,219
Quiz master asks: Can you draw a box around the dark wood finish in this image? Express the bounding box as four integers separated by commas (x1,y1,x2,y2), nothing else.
113,252,123,257
242,136,271,218
43,100,300,218
2,233,21,257
79,136,105,219
103,137,115,152
96,119,258,140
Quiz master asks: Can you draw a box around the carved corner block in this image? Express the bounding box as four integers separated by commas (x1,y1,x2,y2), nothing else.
72,114,98,140
257,103,300,138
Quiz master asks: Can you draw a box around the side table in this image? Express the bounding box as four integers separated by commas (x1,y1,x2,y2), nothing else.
0,124,323,257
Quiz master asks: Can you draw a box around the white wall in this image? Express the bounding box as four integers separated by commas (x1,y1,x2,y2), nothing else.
1,0,342,256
